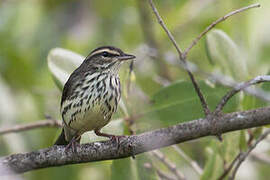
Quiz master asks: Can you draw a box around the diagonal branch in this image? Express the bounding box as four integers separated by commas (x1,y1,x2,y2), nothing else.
229,129,270,180
183,3,260,57
148,0,210,116
148,0,183,57
216,75,270,113
218,153,241,180
0,120,62,135
1,106,270,175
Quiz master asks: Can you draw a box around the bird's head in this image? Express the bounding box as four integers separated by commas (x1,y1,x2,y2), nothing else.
84,46,135,73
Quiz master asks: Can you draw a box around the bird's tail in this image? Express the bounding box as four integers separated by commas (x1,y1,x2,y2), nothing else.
54,129,69,145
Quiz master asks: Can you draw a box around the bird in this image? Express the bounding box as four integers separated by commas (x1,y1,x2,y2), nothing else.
54,46,136,149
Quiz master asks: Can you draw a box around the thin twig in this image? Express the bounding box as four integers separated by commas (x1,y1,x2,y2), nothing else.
150,150,186,180
229,129,270,180
148,0,210,116
187,71,210,115
172,145,203,175
183,3,261,57
247,129,254,146
148,0,183,57
206,71,270,102
216,75,270,113
0,120,62,135
218,153,241,180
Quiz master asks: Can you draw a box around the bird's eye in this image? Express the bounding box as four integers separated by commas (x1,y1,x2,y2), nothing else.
102,52,110,57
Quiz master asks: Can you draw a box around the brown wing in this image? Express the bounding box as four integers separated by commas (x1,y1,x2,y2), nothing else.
60,63,87,106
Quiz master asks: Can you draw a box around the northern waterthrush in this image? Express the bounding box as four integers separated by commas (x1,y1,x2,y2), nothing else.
54,46,136,147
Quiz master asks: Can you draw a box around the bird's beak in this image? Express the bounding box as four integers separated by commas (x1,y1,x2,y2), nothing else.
118,54,136,61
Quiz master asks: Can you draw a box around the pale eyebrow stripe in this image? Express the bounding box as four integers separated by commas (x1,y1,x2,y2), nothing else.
90,49,120,57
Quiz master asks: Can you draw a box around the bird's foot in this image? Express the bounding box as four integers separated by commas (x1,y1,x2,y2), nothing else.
109,135,126,144
65,136,80,153
94,130,126,147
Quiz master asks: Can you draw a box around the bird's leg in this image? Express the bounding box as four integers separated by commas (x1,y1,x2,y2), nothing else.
65,136,81,153
94,129,125,144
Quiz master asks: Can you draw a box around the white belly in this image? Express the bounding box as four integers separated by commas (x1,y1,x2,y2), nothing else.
71,104,110,133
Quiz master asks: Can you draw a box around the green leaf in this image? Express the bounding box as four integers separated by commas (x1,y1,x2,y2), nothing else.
239,130,248,151
201,142,223,180
47,48,84,90
111,158,135,180
221,132,241,163
205,29,248,80
139,81,237,128
201,149,216,180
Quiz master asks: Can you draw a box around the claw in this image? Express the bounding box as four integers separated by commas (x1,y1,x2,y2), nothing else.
94,129,126,149
65,136,80,153
110,135,126,145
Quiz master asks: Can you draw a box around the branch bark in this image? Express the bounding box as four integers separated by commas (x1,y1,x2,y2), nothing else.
1,106,270,175
0,120,62,135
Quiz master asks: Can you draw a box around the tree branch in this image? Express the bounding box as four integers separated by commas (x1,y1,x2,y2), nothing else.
0,120,62,135
148,0,210,116
183,3,260,57
206,72,270,102
141,48,270,102
215,75,270,113
218,153,241,180
1,106,270,175
148,0,183,57
229,129,270,180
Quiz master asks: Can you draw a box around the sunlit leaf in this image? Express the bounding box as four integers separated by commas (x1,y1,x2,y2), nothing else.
218,132,240,164
47,48,84,89
201,148,216,180
205,29,248,80
201,142,223,180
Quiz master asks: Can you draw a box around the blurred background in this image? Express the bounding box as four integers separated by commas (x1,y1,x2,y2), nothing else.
1,0,270,179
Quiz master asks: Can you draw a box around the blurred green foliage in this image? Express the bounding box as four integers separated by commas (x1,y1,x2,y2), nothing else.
1,0,270,180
